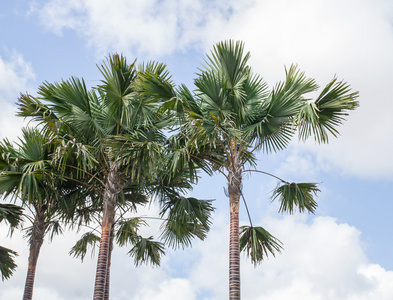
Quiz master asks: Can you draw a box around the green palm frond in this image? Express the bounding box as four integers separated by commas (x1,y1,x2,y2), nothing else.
239,225,283,266
161,131,222,185
271,182,320,214
53,138,98,177
0,139,18,170
0,203,23,228
106,131,165,181
0,173,22,200
115,218,146,247
245,65,318,153
17,94,62,131
128,236,165,267
69,232,101,261
204,40,250,93
135,61,175,103
99,53,136,104
195,40,255,127
159,196,214,249
117,189,148,211
0,246,18,281
46,220,63,241
0,128,58,204
298,77,359,143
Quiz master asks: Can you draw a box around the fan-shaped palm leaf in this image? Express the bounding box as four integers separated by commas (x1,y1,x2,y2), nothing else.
69,232,101,262
0,246,18,281
271,182,320,214
128,236,165,267
239,225,283,266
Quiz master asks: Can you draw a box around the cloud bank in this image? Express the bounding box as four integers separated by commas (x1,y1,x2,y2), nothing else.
0,52,34,141
30,0,393,179
2,213,393,299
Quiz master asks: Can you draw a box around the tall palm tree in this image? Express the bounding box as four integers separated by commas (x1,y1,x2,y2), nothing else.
146,40,359,299
17,54,214,300
0,128,69,300
0,203,23,281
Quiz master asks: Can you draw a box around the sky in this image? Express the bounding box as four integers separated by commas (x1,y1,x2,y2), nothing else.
1,0,393,299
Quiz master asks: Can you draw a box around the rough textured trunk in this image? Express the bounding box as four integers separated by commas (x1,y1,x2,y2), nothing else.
103,227,114,300
93,164,120,300
228,151,242,300
23,207,46,300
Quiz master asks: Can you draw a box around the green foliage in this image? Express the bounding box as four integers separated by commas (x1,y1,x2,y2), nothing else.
69,232,101,262
298,77,359,143
128,236,165,267
46,221,64,241
15,53,215,277
0,203,23,229
0,203,23,280
271,182,320,214
159,196,214,249
0,246,18,281
239,226,283,266
164,40,358,270
115,218,145,246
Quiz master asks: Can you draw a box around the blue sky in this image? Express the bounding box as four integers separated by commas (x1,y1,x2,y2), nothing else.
1,0,393,299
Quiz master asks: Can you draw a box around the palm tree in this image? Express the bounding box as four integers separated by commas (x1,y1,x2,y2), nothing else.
148,40,359,299
17,54,214,300
0,128,69,300
0,203,23,281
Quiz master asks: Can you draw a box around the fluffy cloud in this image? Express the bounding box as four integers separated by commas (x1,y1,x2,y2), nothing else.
187,214,393,300
2,212,393,299
30,0,393,179
226,0,393,180
0,52,34,141
29,0,250,58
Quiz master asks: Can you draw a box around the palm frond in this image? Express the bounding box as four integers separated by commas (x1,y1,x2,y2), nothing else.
271,182,320,214
135,61,175,103
239,225,283,266
0,246,18,281
159,195,214,249
298,77,359,143
0,203,23,228
17,93,62,132
106,131,165,181
245,65,318,153
46,220,64,241
128,236,165,267
115,218,146,247
69,232,101,261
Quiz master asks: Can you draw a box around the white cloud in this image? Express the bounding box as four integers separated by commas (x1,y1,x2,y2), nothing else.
30,0,393,179
186,214,393,300
30,0,251,58
0,52,34,141
2,211,393,299
134,278,196,300
227,0,393,180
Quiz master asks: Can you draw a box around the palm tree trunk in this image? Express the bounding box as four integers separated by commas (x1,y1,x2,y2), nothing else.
93,164,120,300
23,207,46,300
103,227,114,300
228,153,242,300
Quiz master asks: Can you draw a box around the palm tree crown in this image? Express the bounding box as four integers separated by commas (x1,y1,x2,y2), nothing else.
17,54,214,300
155,40,359,299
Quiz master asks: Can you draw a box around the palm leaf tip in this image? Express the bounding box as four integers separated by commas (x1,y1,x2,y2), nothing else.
69,232,100,261
115,218,145,246
239,226,283,266
271,182,320,214
298,78,359,143
159,197,214,249
0,204,23,228
0,246,18,281
128,236,165,267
